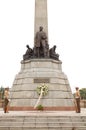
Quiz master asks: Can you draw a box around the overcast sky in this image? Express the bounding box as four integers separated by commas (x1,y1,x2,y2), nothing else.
0,0,86,92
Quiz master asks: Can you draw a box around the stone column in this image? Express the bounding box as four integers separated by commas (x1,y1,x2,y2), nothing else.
34,0,48,35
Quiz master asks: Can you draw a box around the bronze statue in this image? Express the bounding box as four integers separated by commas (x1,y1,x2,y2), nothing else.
49,45,59,60
34,26,49,58
23,45,33,60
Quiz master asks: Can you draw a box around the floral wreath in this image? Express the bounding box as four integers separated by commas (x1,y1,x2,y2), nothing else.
36,84,48,96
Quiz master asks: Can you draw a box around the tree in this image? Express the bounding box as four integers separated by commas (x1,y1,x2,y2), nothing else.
0,86,5,99
80,88,86,99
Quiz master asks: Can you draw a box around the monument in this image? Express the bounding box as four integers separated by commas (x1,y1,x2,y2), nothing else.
10,0,75,111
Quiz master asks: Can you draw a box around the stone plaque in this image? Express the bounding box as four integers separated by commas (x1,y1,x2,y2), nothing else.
34,78,50,83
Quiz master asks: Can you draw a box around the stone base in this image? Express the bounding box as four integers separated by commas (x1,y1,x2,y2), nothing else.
0,110,86,130
9,106,75,111
10,59,74,110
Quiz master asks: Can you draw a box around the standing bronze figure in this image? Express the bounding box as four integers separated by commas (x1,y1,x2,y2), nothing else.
34,26,49,58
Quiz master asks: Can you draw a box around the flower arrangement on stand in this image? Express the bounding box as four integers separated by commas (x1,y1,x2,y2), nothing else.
34,83,49,110
36,84,48,96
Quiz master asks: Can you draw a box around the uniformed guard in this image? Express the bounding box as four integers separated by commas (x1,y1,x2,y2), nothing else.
75,87,81,113
3,88,9,113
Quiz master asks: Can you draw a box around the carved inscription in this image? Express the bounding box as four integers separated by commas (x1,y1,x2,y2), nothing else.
34,78,50,83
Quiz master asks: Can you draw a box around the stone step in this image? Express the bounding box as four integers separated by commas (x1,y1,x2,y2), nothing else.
0,126,86,130
0,122,86,127
0,116,86,121
0,123,86,128
0,115,86,130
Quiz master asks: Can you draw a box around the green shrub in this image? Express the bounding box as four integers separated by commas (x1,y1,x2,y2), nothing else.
37,104,44,110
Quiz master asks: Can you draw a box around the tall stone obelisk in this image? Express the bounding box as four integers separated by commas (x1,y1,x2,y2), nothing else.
35,0,48,35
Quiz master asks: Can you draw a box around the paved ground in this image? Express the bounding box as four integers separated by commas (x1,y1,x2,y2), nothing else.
0,108,86,117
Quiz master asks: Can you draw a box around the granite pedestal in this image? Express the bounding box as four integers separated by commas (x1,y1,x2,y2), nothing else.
10,59,75,111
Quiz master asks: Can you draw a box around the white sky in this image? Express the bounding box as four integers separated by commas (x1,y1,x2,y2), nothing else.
0,0,86,93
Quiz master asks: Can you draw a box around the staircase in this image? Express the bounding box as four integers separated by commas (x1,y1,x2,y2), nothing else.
0,113,86,130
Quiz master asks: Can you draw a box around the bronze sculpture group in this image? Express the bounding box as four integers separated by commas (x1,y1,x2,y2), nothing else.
23,26,59,61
